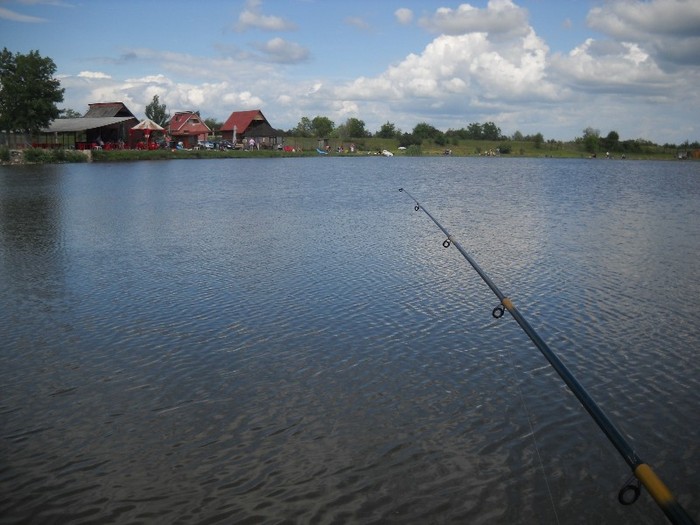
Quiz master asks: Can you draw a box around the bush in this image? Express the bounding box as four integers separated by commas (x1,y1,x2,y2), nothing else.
23,148,51,163
498,142,512,154
405,145,423,156
54,149,88,163
398,133,422,148
0,146,9,162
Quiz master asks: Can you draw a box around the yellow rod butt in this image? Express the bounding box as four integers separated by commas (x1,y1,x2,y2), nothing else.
635,464,674,505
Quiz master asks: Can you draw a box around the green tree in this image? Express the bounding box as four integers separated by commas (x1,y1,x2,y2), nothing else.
376,121,398,138
466,122,483,139
412,122,440,140
481,121,502,140
145,94,170,127
312,115,334,137
398,132,422,147
581,127,600,154
532,132,544,149
60,108,83,118
293,116,313,137
204,118,221,134
344,117,367,138
601,130,620,152
0,48,64,132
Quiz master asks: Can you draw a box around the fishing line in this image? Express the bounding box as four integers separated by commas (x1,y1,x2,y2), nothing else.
499,344,562,525
398,188,696,525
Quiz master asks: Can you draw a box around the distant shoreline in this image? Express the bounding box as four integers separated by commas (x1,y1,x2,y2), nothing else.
1,147,689,165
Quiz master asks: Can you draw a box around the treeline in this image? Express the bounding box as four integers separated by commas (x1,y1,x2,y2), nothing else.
284,115,699,152
286,117,509,148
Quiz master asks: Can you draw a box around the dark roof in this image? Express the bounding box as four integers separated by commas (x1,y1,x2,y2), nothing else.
221,109,268,134
42,117,137,133
83,102,137,119
240,119,281,137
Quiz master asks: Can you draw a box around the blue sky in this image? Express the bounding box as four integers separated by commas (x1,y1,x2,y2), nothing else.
2,0,699,143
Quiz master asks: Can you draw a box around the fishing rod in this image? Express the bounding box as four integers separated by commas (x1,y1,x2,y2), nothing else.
398,188,696,525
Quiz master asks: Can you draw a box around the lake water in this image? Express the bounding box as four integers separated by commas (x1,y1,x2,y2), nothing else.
1,157,698,524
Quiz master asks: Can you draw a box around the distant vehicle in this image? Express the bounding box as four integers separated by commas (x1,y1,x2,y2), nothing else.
198,141,215,150
219,140,235,150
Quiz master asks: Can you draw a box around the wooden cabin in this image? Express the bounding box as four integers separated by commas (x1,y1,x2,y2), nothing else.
220,109,283,149
167,112,211,148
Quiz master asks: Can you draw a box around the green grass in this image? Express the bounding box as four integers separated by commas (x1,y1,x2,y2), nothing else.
5,137,684,165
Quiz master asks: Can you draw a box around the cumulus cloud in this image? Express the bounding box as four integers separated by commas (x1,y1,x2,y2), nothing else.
419,0,529,39
394,8,413,25
586,0,700,67
335,27,557,105
236,0,296,32
551,38,674,94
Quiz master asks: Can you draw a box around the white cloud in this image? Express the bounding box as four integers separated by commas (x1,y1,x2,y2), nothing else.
419,0,529,39
0,6,46,22
587,0,700,67
236,0,296,32
125,74,171,85
335,28,557,104
551,38,674,94
77,71,112,80
394,8,413,25
253,37,310,63
307,82,323,95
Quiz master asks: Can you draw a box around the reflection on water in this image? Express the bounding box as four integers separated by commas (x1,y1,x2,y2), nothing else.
1,158,698,524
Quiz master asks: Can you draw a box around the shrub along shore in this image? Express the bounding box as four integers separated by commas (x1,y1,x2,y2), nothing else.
1,137,688,165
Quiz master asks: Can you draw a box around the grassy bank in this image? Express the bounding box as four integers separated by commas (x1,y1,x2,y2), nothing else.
2,138,684,165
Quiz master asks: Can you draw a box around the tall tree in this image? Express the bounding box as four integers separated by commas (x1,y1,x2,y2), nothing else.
376,121,398,138
581,127,600,154
204,118,221,134
145,94,170,127
312,116,334,137
293,116,313,137
0,48,64,132
532,132,544,149
602,130,620,152
466,122,483,139
481,121,502,140
344,117,367,138
412,122,440,140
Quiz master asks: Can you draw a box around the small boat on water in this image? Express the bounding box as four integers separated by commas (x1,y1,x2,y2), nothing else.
382,149,394,157
316,148,328,155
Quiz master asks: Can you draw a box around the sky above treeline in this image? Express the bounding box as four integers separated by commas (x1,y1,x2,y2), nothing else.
2,0,699,143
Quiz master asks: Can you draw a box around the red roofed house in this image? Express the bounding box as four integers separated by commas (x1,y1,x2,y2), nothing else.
220,109,282,149
168,111,211,148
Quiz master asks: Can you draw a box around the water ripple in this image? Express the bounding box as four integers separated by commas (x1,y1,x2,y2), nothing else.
1,158,698,524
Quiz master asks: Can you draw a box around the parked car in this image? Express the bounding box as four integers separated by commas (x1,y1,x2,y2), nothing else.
198,141,215,150
219,140,235,150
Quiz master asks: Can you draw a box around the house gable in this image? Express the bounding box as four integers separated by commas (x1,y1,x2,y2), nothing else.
83,102,137,119
168,111,211,135
221,110,267,135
